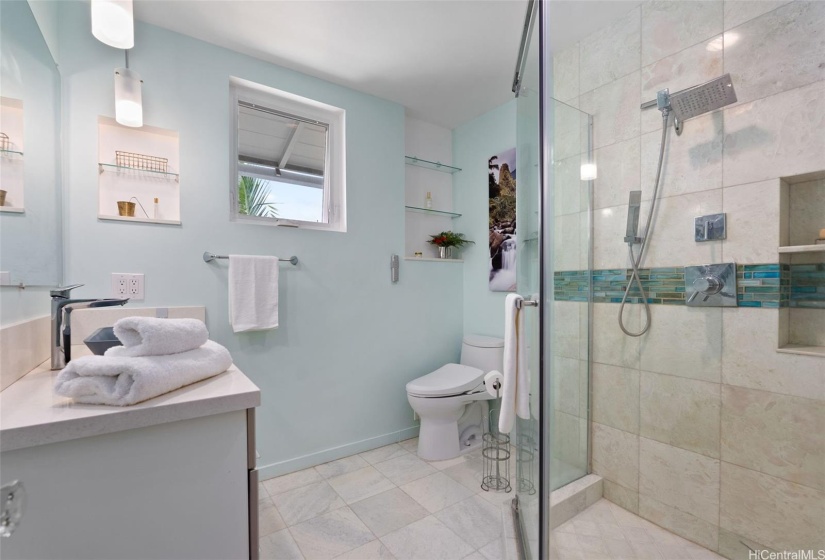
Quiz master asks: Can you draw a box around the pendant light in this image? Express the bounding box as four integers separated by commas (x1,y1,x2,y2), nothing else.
91,0,135,49
114,50,143,127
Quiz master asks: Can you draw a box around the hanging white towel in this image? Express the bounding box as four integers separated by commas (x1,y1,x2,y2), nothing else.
499,293,531,434
229,255,279,333
55,340,233,406
105,317,208,357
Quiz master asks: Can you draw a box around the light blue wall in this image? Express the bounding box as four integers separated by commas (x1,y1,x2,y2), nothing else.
57,2,463,477
27,0,61,65
453,100,517,338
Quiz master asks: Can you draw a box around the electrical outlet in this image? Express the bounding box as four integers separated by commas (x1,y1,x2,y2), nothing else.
112,273,144,300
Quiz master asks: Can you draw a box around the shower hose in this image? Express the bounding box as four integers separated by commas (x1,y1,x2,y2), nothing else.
618,110,670,337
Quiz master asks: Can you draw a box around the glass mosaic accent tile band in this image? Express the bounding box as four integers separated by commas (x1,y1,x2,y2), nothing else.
790,263,825,309
554,264,825,308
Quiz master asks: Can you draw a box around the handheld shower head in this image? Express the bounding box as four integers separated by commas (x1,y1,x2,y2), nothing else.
669,74,737,122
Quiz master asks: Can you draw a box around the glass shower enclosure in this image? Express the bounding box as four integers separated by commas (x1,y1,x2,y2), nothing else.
512,2,593,558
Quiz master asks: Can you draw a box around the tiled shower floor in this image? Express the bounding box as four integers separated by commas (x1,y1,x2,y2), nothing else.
257,438,723,559
551,499,724,560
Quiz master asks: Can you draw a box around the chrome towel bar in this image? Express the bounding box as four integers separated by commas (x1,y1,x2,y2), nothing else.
515,298,538,309
203,252,298,266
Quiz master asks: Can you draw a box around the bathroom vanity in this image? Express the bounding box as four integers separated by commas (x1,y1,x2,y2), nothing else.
0,346,261,560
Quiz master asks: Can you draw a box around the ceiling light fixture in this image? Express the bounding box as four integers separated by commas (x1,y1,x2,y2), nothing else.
580,163,598,181
92,0,134,49
114,51,143,127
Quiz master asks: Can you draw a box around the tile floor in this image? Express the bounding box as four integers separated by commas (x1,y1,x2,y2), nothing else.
258,438,725,560
258,438,511,560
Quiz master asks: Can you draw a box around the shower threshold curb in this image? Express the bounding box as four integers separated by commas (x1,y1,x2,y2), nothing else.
549,473,603,529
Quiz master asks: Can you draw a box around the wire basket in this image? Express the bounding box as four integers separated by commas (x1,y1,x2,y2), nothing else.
481,408,512,493
0,133,9,151
115,151,168,173
516,430,537,495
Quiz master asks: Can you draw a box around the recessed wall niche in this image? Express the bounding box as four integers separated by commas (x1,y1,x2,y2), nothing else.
777,171,825,357
97,116,181,225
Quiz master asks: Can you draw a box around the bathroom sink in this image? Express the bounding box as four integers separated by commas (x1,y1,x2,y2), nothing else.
84,327,122,355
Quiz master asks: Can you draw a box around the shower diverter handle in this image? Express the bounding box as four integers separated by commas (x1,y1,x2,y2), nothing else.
688,275,723,303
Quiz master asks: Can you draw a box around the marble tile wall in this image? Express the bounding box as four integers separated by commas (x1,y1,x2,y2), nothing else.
553,1,825,557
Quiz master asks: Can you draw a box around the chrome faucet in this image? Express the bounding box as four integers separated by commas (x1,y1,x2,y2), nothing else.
50,284,129,369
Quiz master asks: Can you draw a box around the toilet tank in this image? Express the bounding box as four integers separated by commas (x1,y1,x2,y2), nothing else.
460,335,504,373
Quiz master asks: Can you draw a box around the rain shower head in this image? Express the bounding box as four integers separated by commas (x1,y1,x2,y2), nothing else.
640,74,737,135
668,74,737,122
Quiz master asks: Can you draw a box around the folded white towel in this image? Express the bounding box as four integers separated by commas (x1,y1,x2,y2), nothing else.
55,341,233,406
229,255,279,333
104,317,209,357
499,294,531,434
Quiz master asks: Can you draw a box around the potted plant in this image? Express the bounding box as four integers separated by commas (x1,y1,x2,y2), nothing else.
428,231,474,259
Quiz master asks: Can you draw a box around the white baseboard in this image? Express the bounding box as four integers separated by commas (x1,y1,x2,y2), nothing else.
258,425,420,480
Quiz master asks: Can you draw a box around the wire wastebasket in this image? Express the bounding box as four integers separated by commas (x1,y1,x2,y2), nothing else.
481,407,512,493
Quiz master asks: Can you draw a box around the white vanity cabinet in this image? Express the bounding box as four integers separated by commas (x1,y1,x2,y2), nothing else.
0,353,260,560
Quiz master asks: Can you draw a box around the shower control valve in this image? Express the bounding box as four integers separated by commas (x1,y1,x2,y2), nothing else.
684,263,738,307
688,275,722,303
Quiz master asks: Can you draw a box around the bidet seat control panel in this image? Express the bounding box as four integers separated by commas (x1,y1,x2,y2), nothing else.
684,263,737,307
391,254,399,283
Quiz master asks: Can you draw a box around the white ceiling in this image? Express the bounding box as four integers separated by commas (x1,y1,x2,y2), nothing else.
134,0,641,129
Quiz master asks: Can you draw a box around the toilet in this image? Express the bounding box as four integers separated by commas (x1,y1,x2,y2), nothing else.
406,335,504,461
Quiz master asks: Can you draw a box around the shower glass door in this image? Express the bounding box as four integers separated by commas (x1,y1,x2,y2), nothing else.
513,2,541,556
514,3,593,558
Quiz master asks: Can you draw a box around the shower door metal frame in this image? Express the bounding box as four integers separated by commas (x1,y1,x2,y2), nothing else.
538,1,551,557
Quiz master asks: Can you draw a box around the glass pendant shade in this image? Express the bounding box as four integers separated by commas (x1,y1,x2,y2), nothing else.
91,0,135,49
114,67,143,127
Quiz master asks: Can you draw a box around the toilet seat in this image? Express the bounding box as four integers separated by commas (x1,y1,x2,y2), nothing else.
405,364,484,398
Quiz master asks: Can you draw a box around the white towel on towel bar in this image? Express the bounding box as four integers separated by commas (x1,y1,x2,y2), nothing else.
499,293,531,434
229,255,279,333
105,317,208,357
55,340,233,406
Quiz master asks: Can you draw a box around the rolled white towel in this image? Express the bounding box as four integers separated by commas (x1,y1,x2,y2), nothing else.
56,340,233,406
105,317,208,357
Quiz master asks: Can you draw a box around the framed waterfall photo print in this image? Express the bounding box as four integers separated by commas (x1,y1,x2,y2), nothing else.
488,147,517,292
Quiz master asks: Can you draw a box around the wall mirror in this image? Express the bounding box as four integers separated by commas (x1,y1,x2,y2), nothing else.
0,1,62,287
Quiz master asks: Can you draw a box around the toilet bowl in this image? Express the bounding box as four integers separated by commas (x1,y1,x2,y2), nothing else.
406,335,504,461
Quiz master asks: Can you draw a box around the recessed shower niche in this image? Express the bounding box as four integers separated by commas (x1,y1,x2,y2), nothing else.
97,116,181,225
778,171,825,357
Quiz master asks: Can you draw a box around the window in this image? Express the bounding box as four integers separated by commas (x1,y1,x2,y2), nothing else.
230,78,346,231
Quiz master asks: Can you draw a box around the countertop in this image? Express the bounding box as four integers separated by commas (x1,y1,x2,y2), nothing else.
0,346,260,452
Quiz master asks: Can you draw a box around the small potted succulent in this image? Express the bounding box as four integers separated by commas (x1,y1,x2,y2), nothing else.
428,231,474,259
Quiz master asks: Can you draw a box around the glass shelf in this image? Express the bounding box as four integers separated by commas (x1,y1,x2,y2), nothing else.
0,149,23,157
99,163,179,182
405,156,461,174
405,205,461,218
404,256,464,263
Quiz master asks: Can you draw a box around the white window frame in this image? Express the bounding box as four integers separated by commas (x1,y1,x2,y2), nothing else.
230,77,346,232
